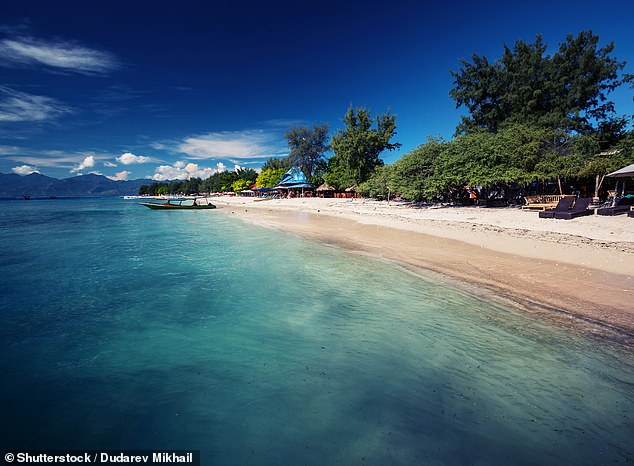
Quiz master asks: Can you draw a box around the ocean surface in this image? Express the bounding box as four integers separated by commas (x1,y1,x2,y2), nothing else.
1,198,632,465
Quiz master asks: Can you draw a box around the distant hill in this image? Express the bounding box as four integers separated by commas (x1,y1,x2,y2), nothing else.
0,173,150,199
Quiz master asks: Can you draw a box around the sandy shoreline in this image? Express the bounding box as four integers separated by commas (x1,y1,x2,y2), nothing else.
211,196,634,340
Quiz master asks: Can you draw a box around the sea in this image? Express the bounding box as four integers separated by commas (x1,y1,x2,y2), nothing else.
1,198,632,465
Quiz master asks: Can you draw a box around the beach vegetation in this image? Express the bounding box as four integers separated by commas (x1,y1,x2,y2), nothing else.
256,167,286,188
365,121,633,203
261,157,292,171
203,171,239,193
358,165,394,200
325,106,401,189
358,30,633,204
285,123,330,179
231,178,252,192
450,31,626,135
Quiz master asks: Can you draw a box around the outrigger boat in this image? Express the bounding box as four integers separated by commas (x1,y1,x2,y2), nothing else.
139,197,217,209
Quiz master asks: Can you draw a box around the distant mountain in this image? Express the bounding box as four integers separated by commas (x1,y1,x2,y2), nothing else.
0,173,150,199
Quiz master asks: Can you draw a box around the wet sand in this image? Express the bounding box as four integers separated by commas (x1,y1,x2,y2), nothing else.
213,196,634,340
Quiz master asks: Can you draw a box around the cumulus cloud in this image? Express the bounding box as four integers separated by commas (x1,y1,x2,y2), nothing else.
70,155,96,174
0,86,71,122
12,164,39,175
103,161,117,167
0,36,118,75
116,152,151,165
107,170,131,181
177,130,284,160
151,161,222,181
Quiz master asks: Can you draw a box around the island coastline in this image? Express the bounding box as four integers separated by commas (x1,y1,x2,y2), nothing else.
212,196,634,342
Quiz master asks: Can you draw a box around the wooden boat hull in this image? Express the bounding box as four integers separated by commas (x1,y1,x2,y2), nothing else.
139,202,216,210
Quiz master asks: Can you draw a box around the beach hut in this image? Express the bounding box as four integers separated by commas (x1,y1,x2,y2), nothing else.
344,185,359,199
607,162,634,178
606,162,634,199
316,183,336,198
274,166,312,197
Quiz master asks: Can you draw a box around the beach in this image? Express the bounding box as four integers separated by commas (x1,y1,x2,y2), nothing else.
3,198,633,462
212,196,634,338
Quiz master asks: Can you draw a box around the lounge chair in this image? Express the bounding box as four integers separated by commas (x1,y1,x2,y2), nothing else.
554,197,592,220
596,196,634,216
539,196,576,218
523,194,574,211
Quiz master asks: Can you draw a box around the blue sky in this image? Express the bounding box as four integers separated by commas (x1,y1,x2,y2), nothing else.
1,0,633,181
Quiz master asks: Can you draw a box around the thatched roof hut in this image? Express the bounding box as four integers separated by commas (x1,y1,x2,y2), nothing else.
316,183,336,191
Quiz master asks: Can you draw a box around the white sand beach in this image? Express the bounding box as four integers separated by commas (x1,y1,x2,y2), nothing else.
212,196,634,336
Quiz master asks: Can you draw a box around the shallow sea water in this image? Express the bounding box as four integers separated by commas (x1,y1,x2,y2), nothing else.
1,198,632,465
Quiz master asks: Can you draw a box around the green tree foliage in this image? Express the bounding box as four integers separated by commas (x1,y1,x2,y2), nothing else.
256,167,286,188
203,171,239,192
231,178,252,192
325,106,401,188
388,137,447,201
261,157,291,171
285,123,330,177
358,165,393,200
576,132,634,197
235,168,258,184
450,31,626,135
379,124,597,202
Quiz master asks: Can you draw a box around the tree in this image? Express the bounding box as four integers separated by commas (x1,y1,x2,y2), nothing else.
577,131,634,199
285,123,330,177
256,167,286,188
202,170,239,193
231,178,252,192
358,165,393,200
261,157,291,171
450,31,626,135
325,106,401,188
235,168,258,184
388,137,446,201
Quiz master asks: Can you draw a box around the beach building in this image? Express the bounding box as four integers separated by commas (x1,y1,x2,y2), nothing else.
274,166,312,197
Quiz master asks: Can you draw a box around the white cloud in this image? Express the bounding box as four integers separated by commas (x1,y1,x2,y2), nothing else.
103,161,117,167
116,152,151,165
151,161,222,181
70,155,96,174
0,86,71,122
185,163,215,179
0,36,118,75
177,130,284,160
107,170,131,181
152,165,187,181
12,164,39,175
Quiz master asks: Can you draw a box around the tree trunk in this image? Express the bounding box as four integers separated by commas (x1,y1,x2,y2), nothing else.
557,176,563,195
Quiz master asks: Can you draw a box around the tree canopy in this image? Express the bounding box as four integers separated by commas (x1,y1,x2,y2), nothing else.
285,124,330,179
256,167,286,188
325,106,401,188
450,31,626,135
363,122,634,203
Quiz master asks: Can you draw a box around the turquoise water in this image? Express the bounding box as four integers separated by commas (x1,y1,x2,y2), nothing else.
1,198,632,465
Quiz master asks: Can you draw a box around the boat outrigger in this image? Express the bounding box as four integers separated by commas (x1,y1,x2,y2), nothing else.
139,197,217,210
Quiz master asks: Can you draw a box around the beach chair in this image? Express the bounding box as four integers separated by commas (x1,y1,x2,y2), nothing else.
628,207,634,218
538,196,575,218
554,198,592,220
596,196,634,216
